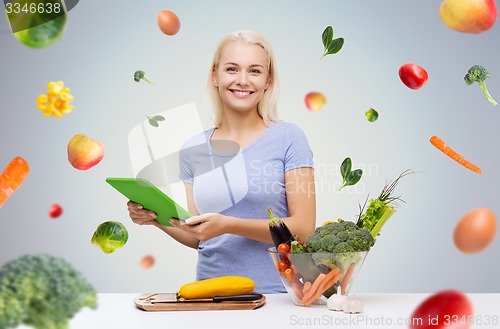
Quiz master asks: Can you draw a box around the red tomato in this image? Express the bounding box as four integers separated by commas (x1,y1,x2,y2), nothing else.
48,203,63,218
399,63,429,90
157,10,181,36
277,243,290,253
410,290,473,329
277,259,290,272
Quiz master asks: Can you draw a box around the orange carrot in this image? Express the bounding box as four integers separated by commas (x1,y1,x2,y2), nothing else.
310,267,342,303
302,268,343,305
429,135,482,174
320,268,342,293
340,263,356,295
301,273,326,305
0,157,30,208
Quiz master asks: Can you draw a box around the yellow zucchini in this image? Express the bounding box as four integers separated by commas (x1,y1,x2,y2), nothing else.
178,276,255,300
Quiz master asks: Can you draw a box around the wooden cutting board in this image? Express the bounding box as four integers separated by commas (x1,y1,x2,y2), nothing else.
134,293,267,311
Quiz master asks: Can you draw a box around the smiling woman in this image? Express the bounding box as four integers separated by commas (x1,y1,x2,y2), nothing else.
208,31,278,128
127,30,316,294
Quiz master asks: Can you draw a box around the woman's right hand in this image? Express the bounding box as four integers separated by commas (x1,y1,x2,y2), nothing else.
127,201,158,226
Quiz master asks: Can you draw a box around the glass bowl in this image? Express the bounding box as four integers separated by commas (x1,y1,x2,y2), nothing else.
267,247,368,306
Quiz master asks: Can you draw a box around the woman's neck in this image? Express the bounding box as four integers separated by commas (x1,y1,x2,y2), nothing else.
213,107,268,150
216,108,266,137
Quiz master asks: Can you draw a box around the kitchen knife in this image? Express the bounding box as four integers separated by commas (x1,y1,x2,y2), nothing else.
141,293,263,303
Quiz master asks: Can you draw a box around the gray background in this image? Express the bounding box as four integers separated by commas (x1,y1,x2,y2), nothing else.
0,0,499,294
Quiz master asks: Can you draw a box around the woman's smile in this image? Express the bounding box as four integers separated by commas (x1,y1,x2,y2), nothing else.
229,89,255,98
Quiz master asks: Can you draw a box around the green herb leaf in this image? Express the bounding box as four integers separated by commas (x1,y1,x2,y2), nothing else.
326,37,344,56
345,169,363,186
148,119,159,127
322,26,334,50
152,115,165,121
339,158,363,191
340,157,352,181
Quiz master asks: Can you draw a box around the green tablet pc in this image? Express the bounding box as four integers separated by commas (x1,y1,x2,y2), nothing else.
106,177,191,226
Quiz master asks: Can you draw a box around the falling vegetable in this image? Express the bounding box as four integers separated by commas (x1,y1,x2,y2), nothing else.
48,203,63,218
37,81,74,118
464,64,497,106
145,114,165,127
320,26,344,59
339,157,362,191
356,169,414,240
0,254,97,329
0,156,30,208
409,290,473,329
141,255,155,269
11,14,67,49
429,135,482,174
134,71,155,84
399,63,428,90
365,108,378,122
91,221,129,254
304,92,327,112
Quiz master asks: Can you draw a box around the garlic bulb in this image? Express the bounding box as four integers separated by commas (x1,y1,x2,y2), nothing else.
341,294,363,314
327,286,346,311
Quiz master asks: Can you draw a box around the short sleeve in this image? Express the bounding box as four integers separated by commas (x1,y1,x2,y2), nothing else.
179,146,193,184
283,124,314,172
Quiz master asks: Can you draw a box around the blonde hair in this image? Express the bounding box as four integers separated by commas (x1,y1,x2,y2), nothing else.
207,30,280,127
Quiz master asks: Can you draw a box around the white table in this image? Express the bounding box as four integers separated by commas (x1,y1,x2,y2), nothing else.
48,293,499,329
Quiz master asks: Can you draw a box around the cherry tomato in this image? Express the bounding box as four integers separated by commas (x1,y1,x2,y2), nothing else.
48,203,63,218
277,259,290,272
277,243,290,253
410,290,473,329
399,63,429,90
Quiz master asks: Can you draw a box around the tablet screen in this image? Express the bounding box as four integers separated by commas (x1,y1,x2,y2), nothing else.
106,177,191,226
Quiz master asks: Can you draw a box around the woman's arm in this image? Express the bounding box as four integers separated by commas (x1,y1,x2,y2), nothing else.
171,167,316,244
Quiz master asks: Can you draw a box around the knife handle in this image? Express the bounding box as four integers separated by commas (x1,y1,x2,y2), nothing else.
213,293,263,303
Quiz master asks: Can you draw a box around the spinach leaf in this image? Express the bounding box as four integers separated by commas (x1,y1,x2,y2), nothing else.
339,157,363,190
145,115,165,127
321,25,344,59
340,157,352,181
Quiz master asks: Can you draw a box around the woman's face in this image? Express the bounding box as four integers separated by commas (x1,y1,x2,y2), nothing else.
213,40,270,115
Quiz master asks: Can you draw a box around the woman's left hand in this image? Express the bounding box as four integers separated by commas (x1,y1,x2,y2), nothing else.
170,213,229,242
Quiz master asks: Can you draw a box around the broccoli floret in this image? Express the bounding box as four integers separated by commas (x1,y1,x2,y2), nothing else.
320,235,340,252
305,219,374,254
332,241,355,253
311,252,337,268
305,234,322,252
134,70,156,84
464,65,497,106
347,229,375,251
290,240,305,253
0,254,97,329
